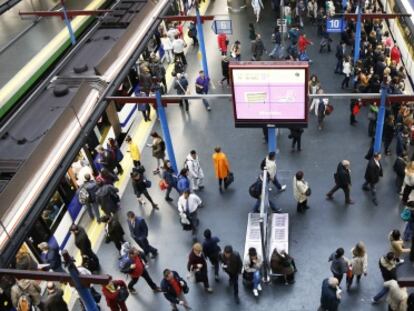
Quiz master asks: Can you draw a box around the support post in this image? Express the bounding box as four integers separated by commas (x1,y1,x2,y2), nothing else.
61,0,76,45
267,127,276,153
373,84,388,153
259,169,269,282
62,251,99,311
353,3,362,64
195,5,209,78
156,89,178,173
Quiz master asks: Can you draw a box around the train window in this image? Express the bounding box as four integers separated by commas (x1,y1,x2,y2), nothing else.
42,191,66,231
96,112,111,142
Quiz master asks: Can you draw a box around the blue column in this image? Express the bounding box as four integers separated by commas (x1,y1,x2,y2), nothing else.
65,257,98,310
373,85,388,153
156,90,178,173
61,1,76,45
267,127,276,153
195,6,209,78
353,5,362,63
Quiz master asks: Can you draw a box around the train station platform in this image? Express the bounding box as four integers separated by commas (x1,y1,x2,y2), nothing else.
73,1,414,310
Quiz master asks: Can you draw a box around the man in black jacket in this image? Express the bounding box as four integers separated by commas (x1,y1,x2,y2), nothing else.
70,225,100,270
220,245,243,304
326,160,354,204
363,153,383,205
372,252,397,303
160,269,191,310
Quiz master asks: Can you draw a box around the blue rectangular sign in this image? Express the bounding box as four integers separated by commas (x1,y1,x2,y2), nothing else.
326,18,344,33
211,20,233,35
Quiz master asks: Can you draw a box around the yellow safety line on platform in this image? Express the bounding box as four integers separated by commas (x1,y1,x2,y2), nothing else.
63,0,211,305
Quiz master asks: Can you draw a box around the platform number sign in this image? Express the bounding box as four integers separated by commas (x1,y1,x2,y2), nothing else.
326,18,345,33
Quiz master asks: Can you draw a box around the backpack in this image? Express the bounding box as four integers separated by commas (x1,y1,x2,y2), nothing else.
119,255,133,274
17,294,33,311
249,180,262,199
177,176,189,193
78,186,90,205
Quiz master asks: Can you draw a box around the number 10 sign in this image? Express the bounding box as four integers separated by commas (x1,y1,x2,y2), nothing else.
326,18,345,33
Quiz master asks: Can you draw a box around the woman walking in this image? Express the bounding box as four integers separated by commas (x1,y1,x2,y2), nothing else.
342,56,352,89
389,229,410,264
346,242,368,290
187,243,213,293
293,171,310,213
102,277,129,311
131,171,159,210
212,146,230,192
162,160,179,202
147,132,165,174
251,0,264,23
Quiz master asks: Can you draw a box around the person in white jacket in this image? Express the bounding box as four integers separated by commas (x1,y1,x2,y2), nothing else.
384,279,408,311
341,56,352,89
262,152,287,192
178,190,202,240
293,171,310,213
251,0,264,23
185,150,204,191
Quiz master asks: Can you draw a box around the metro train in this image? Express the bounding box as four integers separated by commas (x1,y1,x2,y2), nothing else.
0,0,172,267
378,0,414,86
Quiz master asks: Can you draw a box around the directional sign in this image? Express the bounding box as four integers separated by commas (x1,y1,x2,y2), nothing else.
211,19,233,35
276,18,287,26
326,18,345,33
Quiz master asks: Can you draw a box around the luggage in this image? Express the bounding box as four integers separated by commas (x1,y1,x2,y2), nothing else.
249,180,262,199
224,172,234,188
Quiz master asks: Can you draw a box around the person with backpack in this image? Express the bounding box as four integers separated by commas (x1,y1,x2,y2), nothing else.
250,173,282,213
127,211,158,259
107,138,124,175
131,170,159,210
78,173,101,223
96,180,120,216
174,73,189,111
185,150,204,192
202,229,221,282
188,22,198,47
177,168,191,194
160,269,191,311
162,160,179,202
127,249,161,294
212,146,230,192
42,282,68,311
101,214,125,252
178,190,202,241
11,279,41,310
220,245,243,304
147,132,165,175
261,152,287,192
70,225,100,271
293,170,311,213
102,277,129,311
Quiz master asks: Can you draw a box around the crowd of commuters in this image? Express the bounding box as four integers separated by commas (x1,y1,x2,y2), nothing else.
4,0,414,310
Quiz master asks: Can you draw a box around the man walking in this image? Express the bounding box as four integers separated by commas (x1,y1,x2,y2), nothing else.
326,160,354,204
372,252,397,304
70,225,100,271
172,35,187,65
185,150,204,191
178,190,202,241
362,153,383,206
261,152,287,192
174,73,189,111
202,229,221,282
195,70,211,111
127,249,161,294
220,245,243,304
269,27,282,59
251,34,265,61
78,173,101,223
127,211,158,258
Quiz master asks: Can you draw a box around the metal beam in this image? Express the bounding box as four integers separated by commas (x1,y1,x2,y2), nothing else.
0,269,110,286
0,0,22,15
160,15,214,23
19,9,112,18
398,278,414,287
342,13,411,20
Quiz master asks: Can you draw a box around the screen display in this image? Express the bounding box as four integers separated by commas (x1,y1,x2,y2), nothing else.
230,63,308,127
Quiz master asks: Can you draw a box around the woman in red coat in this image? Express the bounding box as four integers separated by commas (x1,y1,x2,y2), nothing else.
102,279,128,311
391,45,401,65
217,33,228,56
298,34,312,54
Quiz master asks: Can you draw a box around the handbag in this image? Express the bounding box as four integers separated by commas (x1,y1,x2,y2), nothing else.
325,104,334,115
187,270,196,283
144,179,152,188
180,200,193,231
159,179,169,191
117,285,129,302
305,187,312,196
224,172,234,187
401,207,411,221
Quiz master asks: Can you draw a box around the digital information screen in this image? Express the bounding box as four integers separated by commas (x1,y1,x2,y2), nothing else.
229,62,309,128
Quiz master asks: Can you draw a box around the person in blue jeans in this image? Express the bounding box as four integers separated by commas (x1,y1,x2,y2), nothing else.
195,70,211,111
243,247,263,297
251,173,282,213
372,252,397,304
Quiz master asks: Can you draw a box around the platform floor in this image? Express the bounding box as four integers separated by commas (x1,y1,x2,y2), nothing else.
91,1,411,310
0,0,94,88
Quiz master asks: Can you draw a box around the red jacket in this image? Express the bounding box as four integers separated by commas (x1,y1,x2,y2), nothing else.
391,46,401,64
217,33,228,53
102,280,128,311
129,255,144,278
298,35,311,53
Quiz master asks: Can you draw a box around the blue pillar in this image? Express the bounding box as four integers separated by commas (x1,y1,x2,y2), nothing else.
353,5,362,63
156,89,178,173
61,1,76,45
373,85,388,153
195,6,209,78
267,127,276,153
65,256,98,310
